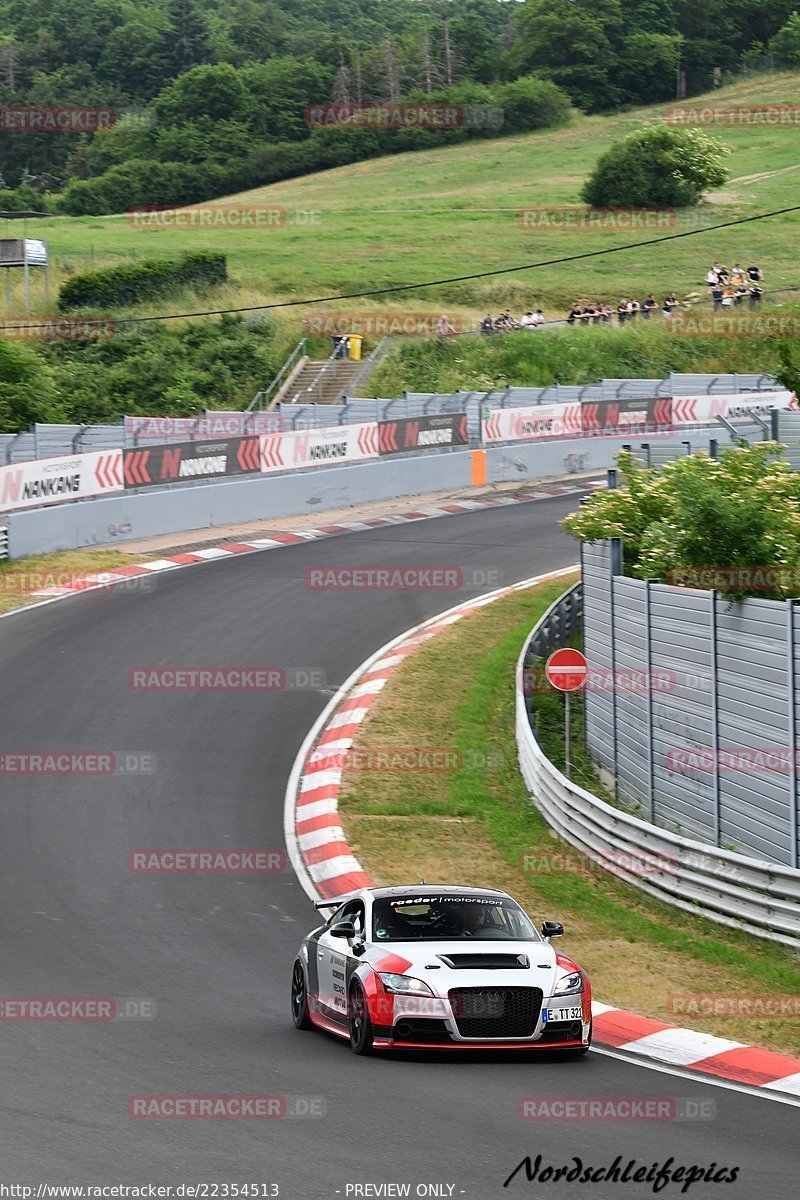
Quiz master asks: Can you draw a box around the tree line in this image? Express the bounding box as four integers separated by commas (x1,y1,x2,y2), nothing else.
0,0,799,212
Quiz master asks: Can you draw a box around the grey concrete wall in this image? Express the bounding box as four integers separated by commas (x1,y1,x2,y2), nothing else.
5,436,632,558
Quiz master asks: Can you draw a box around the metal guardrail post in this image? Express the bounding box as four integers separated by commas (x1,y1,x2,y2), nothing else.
609,537,623,806
710,589,721,846
645,578,655,822
788,599,799,869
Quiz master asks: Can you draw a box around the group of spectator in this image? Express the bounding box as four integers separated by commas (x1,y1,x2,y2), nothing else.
704,261,764,307
440,260,769,339
479,309,545,333
566,294,680,326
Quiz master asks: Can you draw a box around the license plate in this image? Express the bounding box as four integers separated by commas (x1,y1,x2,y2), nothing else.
542,1006,583,1023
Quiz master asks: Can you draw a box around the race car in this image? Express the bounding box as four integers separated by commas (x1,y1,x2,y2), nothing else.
290,884,592,1054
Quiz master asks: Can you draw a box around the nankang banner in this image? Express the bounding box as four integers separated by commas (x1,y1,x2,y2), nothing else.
123,437,260,489
378,414,468,456
0,450,122,513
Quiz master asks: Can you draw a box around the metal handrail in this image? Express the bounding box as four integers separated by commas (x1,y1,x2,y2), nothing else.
246,339,307,412
287,342,347,405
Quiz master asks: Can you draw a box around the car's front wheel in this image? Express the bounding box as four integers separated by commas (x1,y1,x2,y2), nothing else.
348,981,374,1055
291,961,313,1030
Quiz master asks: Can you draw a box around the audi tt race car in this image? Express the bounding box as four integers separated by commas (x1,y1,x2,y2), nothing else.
291,885,592,1054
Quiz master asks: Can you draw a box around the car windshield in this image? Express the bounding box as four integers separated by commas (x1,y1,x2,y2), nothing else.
371,894,540,942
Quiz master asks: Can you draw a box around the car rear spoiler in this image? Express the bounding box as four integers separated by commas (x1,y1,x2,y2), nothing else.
313,891,360,911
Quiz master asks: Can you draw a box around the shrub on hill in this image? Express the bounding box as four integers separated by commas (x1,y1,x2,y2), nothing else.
581,125,730,207
58,252,227,311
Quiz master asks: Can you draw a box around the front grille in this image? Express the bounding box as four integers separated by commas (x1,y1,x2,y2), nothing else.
449,986,542,1038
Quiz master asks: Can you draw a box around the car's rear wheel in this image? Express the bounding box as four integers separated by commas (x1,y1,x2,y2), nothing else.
348,982,374,1055
291,961,313,1030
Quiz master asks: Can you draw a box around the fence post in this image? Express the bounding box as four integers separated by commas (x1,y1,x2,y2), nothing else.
788,599,799,868
710,589,721,846
609,537,624,805
645,578,655,822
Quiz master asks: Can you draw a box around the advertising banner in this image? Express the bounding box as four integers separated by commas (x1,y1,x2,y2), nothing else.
483,404,582,444
0,449,122,513
123,437,260,489
670,391,792,427
581,397,673,434
378,414,468,455
260,423,379,473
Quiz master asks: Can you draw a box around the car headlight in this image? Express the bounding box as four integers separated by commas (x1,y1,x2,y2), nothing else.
553,971,583,996
378,973,434,996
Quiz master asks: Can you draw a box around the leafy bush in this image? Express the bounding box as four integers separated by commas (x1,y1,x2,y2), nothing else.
581,125,730,208
769,12,800,65
58,252,227,311
562,444,800,600
492,75,572,134
0,340,63,432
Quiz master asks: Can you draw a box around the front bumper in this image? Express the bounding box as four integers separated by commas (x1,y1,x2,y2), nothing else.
369,991,590,1050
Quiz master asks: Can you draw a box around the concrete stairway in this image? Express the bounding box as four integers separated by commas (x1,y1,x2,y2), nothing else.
284,359,363,405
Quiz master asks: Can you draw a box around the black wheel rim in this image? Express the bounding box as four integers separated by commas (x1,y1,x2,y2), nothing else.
292,963,306,1020
350,988,365,1046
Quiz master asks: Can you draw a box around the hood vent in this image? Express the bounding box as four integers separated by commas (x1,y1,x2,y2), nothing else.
436,953,530,970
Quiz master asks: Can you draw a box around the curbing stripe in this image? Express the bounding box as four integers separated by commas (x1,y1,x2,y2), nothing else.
4,484,597,613
284,568,800,1097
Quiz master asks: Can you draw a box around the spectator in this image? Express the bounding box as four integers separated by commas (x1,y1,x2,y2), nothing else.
567,304,583,325
705,264,721,287
749,283,764,305
627,298,640,320
663,293,679,317
642,294,658,319
720,287,735,307
519,311,537,328
747,263,763,282
731,263,746,287
734,283,748,303
436,314,457,336
711,282,724,309
480,313,494,335
617,299,628,325
717,265,730,286
531,309,545,327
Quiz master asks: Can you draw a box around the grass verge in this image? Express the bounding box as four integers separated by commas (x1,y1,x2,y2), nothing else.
0,549,141,614
339,576,800,1055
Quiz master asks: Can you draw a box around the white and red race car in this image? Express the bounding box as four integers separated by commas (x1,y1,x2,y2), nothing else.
291,885,592,1054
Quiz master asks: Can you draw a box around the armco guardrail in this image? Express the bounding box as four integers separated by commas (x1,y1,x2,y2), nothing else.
516,584,800,949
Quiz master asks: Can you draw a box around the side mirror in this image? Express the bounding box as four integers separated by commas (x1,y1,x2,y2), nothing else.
541,920,564,940
330,921,356,939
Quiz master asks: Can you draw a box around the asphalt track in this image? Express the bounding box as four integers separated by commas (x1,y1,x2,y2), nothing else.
0,496,796,1197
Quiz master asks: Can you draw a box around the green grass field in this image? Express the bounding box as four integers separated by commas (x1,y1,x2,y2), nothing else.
6,71,800,349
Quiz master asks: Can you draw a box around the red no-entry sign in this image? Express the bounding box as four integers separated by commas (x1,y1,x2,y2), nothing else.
545,648,588,693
